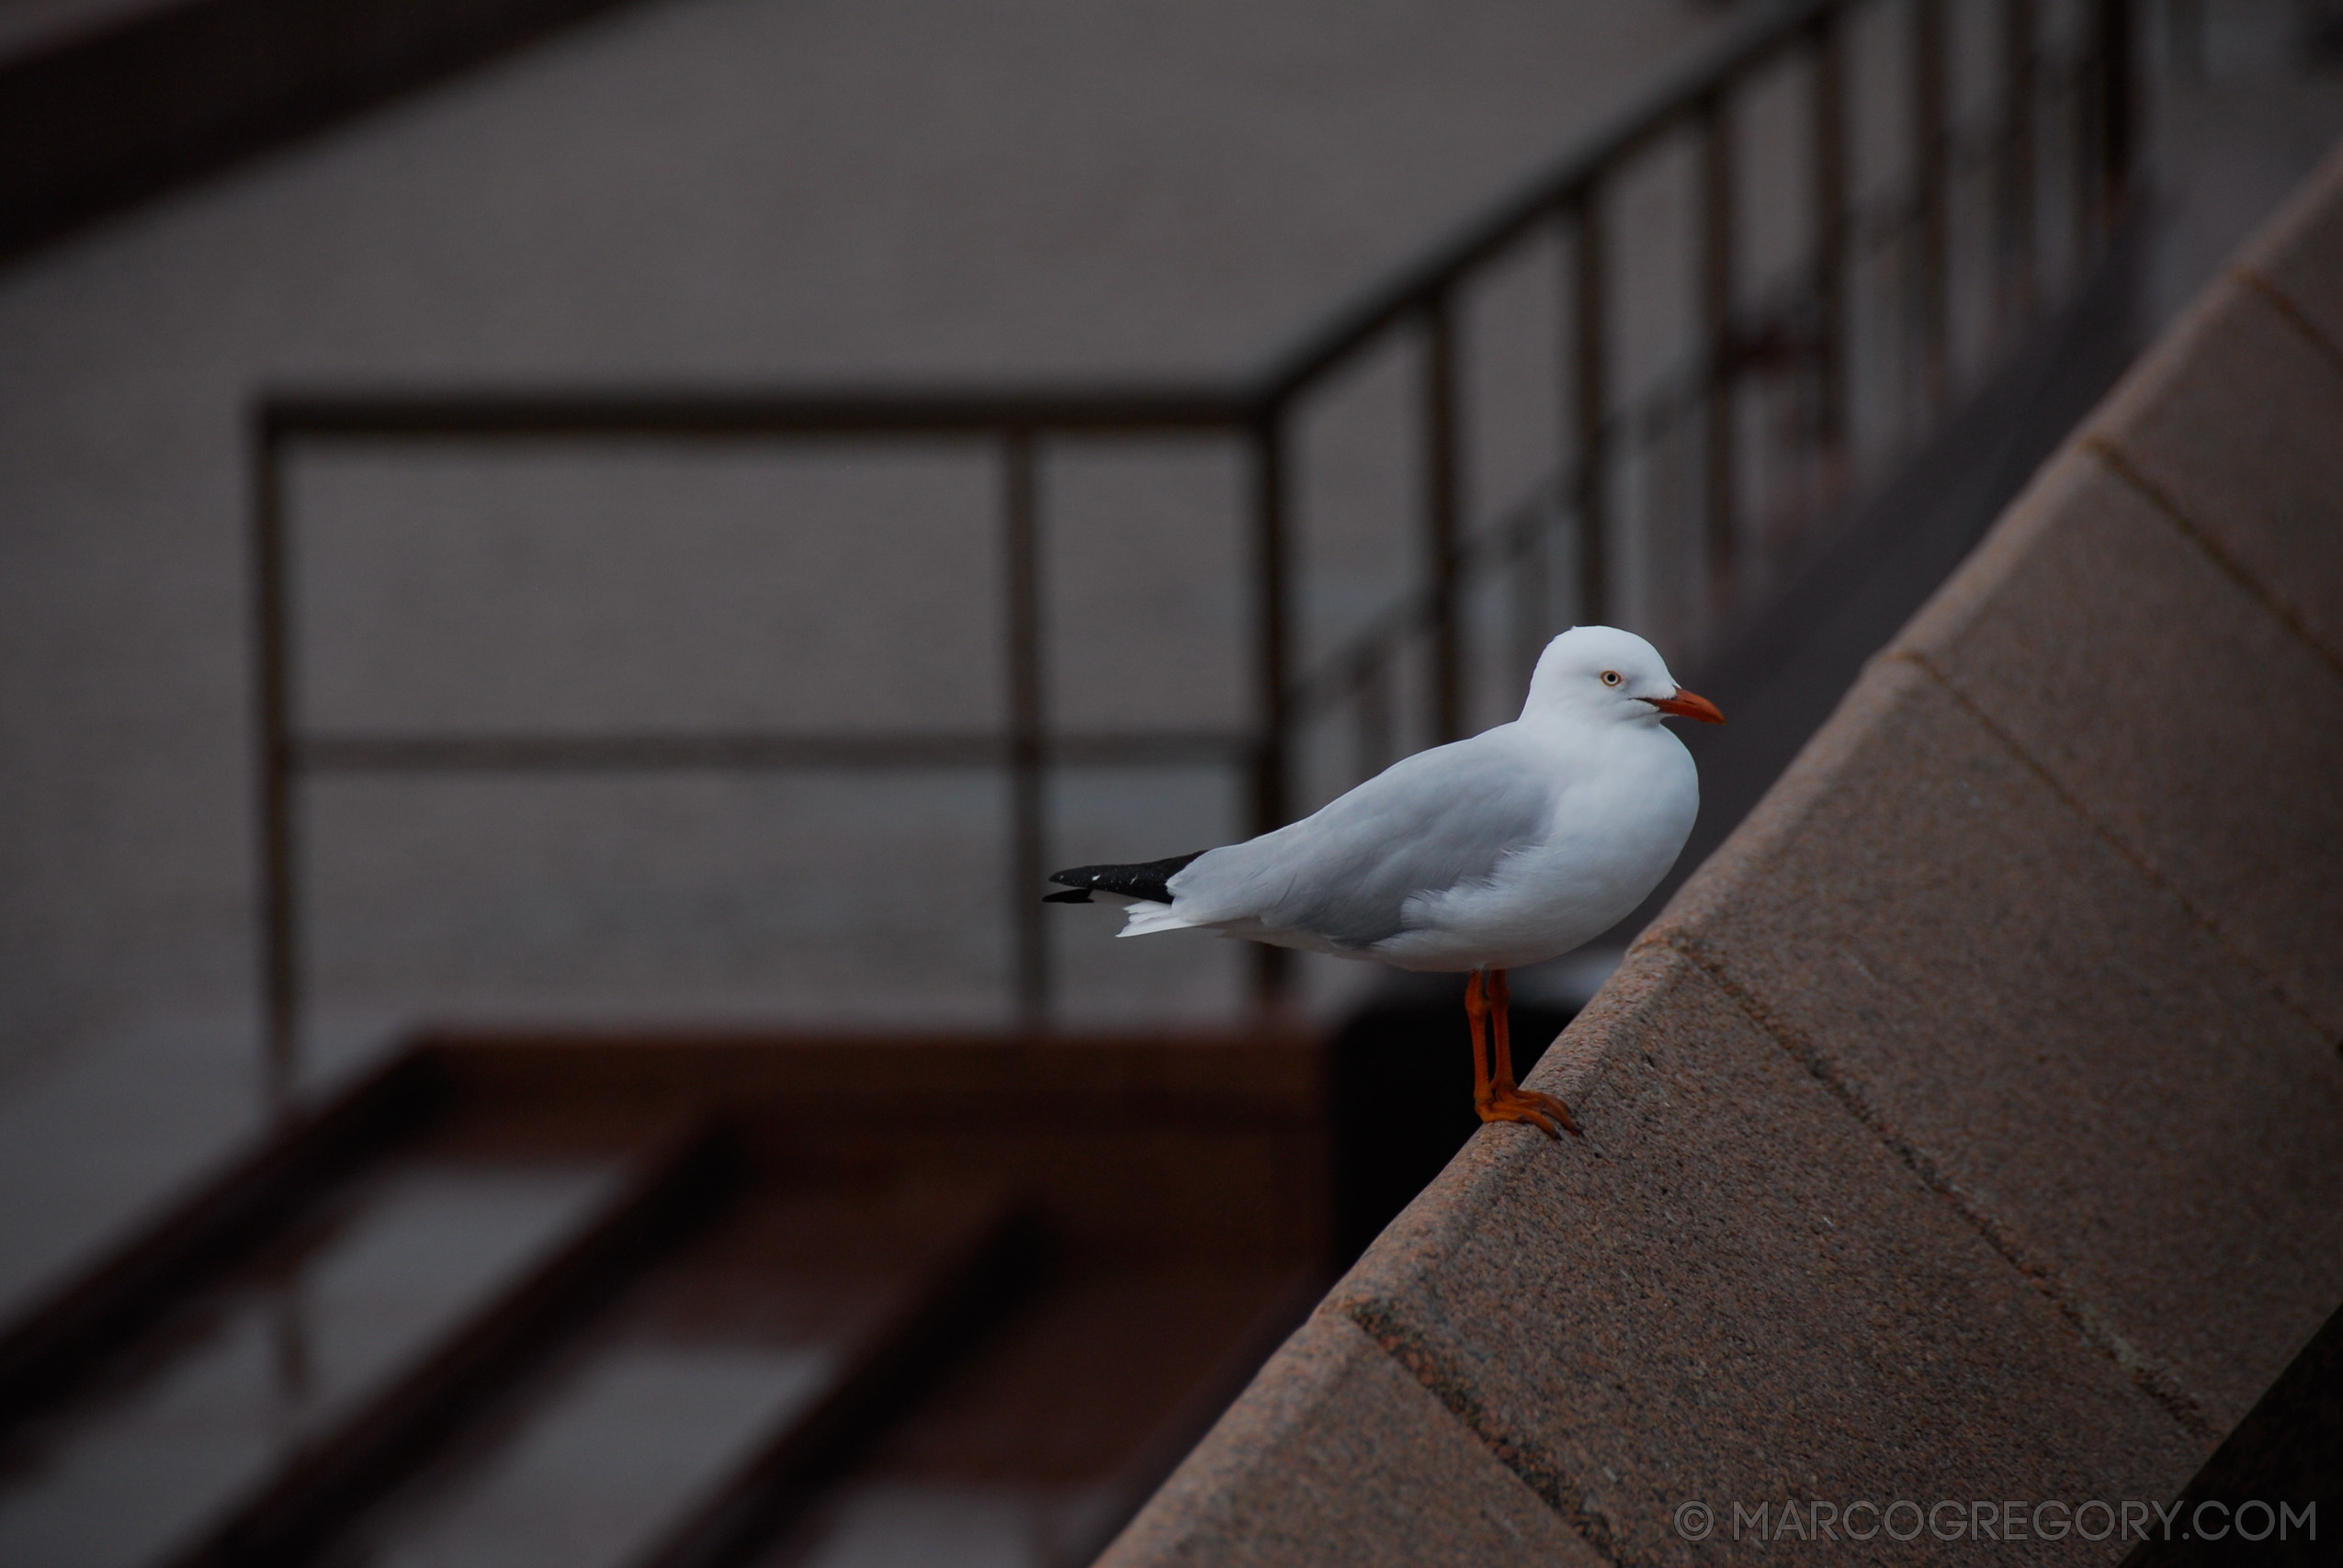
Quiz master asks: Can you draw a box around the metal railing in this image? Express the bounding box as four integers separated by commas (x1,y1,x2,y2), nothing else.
253,0,2140,1092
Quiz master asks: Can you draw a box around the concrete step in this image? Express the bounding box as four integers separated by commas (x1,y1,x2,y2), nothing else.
334,1185,1031,1568
0,1130,665,1567
160,1127,720,1568
0,1028,1331,1567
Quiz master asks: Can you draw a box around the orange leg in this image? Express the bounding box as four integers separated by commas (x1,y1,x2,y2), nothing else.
1470,967,1581,1140
1465,970,1493,1105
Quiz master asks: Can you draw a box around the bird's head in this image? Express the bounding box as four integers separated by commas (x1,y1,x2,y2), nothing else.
1522,626,1726,728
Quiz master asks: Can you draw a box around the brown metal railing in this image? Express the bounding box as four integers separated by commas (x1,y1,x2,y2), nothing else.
252,0,2141,1095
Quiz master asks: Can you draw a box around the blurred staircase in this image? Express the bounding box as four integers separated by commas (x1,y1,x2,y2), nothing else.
0,1034,1325,1568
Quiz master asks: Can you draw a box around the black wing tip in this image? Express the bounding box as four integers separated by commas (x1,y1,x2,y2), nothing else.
1043,850,1208,904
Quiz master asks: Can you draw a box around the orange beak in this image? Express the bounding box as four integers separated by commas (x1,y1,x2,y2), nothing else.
1646,687,1726,724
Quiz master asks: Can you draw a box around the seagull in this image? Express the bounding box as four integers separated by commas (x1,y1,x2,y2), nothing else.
1045,626,1723,1139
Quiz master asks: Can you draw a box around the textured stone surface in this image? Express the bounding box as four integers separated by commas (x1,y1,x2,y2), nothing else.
2077,274,2343,671
1660,658,2343,1435
2238,143,2343,361
1096,1310,1590,1568
1894,445,2343,1039
1317,942,2197,1567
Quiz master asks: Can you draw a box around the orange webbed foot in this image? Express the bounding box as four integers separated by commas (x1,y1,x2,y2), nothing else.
1476,1084,1582,1140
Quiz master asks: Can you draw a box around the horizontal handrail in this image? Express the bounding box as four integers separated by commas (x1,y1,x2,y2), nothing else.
261,384,1257,439
295,729,1251,772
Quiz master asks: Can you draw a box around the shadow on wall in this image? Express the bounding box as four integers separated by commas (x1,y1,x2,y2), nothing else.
1330,997,1573,1265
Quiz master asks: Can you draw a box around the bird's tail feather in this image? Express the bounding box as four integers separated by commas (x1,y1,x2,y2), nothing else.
1117,900,1197,937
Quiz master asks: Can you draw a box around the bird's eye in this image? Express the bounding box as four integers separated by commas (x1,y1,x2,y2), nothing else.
1600,670,1623,687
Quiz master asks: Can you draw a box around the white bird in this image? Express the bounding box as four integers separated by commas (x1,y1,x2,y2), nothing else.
1046,626,1724,1138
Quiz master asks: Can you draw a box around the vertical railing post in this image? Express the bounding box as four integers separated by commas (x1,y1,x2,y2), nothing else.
2169,0,2204,85
1354,653,1393,794
1421,294,1464,743
2095,0,2135,218
1700,90,1738,597
1569,189,1609,628
2000,0,2039,326
1912,0,1950,417
1809,7,1849,462
1002,428,1047,1027
251,412,300,1116
1511,515,1548,703
1248,409,1291,1009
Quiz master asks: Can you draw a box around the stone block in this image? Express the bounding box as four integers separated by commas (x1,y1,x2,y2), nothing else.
1097,1309,1590,1568
1661,659,2343,1435
1323,942,2198,1568
2236,143,2343,361
1893,444,2343,1038
2078,276,2343,671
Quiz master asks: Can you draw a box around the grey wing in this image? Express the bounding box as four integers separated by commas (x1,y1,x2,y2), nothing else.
1171,741,1553,947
